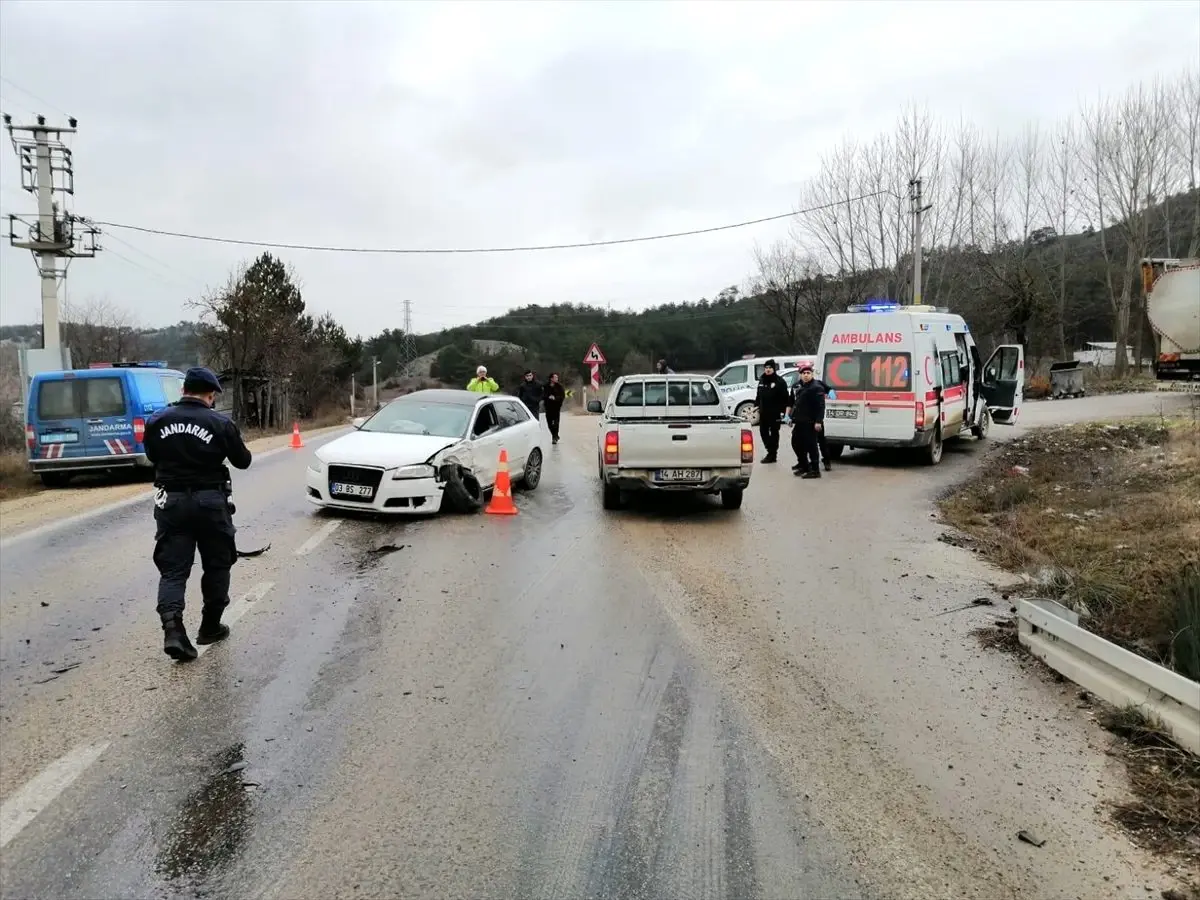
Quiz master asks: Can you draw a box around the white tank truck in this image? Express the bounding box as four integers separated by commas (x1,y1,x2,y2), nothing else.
1142,258,1200,382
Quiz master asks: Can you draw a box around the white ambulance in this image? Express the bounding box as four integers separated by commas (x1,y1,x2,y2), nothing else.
814,302,1024,465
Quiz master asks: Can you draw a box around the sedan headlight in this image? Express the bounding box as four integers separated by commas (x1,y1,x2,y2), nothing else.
391,464,435,480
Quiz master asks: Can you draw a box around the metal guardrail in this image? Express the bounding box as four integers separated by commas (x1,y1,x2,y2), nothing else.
1018,599,1200,755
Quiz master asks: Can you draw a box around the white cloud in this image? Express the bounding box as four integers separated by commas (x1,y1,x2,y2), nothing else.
0,0,1196,337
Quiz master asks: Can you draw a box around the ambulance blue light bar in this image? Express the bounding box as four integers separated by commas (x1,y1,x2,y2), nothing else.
847,301,901,313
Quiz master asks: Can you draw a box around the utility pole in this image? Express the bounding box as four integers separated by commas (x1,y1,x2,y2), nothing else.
908,176,932,306
400,297,417,376
372,356,379,409
4,113,100,366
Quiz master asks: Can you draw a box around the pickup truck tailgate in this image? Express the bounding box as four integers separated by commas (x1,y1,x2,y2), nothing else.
617,420,744,469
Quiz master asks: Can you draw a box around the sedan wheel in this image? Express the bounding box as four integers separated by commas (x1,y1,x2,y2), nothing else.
521,448,543,491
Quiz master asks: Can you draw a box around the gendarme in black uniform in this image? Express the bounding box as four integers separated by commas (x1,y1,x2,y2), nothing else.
144,367,252,661
787,365,826,479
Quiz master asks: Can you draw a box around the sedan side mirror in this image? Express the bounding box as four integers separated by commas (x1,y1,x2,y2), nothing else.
351,417,366,429
586,400,602,414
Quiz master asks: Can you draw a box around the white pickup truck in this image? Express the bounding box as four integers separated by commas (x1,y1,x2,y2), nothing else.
586,374,754,511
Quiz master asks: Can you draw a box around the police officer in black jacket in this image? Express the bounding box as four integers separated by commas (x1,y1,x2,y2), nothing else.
755,359,790,463
786,363,826,479
144,367,252,661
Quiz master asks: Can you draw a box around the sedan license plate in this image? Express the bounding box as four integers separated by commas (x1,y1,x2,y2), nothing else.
40,432,78,444
827,407,859,420
656,468,703,482
330,482,374,499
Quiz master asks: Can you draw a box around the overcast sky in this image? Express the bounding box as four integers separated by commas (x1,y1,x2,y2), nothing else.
0,0,1197,338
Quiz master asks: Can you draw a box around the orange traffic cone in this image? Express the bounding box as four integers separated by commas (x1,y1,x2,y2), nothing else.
289,421,304,449
485,449,518,516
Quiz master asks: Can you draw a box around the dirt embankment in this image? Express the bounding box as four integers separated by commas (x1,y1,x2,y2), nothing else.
939,418,1200,878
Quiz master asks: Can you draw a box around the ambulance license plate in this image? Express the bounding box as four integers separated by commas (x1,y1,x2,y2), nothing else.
656,468,703,482
827,408,858,420
330,482,374,498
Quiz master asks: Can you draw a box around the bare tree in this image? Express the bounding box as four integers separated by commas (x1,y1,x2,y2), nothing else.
60,296,142,366
1079,79,1178,374
749,240,839,351
1173,69,1200,257
1038,118,1082,357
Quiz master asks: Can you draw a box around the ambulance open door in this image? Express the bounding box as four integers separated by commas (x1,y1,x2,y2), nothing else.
980,345,1024,424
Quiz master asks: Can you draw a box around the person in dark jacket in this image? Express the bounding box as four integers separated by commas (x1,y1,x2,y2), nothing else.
516,370,544,420
655,359,675,374
754,359,790,463
542,372,566,444
813,376,835,471
144,367,253,661
786,363,826,479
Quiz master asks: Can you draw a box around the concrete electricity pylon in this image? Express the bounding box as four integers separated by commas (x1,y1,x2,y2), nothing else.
3,113,100,370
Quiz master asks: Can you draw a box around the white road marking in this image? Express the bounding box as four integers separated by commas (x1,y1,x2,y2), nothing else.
195,581,275,657
293,519,341,556
0,742,109,849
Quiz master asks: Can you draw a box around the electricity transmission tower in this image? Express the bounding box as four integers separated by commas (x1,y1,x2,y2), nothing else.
400,297,418,375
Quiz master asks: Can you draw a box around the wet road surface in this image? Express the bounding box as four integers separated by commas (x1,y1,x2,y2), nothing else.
0,391,1193,899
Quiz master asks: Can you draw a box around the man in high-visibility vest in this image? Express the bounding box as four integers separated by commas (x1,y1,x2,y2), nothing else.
466,366,499,393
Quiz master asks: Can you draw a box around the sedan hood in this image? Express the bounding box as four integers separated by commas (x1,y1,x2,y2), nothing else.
316,431,461,469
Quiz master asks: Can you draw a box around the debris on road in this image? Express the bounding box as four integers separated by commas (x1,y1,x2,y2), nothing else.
1017,829,1046,848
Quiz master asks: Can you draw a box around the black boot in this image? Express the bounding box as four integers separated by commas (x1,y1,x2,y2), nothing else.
762,454,777,463
823,458,832,472
196,606,231,646
801,467,821,479
162,614,198,661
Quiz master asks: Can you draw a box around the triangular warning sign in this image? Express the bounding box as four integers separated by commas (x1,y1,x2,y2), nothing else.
582,343,607,364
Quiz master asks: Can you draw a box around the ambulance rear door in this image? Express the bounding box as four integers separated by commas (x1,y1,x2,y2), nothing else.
980,345,1025,424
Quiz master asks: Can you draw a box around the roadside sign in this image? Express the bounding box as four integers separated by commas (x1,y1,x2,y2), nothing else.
583,343,607,365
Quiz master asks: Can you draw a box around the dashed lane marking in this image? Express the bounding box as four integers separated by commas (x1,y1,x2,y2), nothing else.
0,742,110,849
293,520,342,557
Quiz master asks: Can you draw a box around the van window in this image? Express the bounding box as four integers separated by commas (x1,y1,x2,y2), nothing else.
83,377,127,417
715,365,749,386
941,352,962,387
37,381,77,419
160,376,183,404
823,352,913,391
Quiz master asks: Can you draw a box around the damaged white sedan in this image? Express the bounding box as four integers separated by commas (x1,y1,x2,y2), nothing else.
305,389,545,515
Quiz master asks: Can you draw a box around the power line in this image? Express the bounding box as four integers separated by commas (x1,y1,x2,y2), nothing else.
91,191,889,255
0,77,72,119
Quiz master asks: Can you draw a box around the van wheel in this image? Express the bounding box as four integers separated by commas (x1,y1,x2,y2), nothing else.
971,407,991,440
922,427,944,466
602,480,623,510
39,472,71,488
825,442,845,460
720,488,744,510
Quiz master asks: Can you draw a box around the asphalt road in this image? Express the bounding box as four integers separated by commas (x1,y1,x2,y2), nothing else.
0,390,1194,900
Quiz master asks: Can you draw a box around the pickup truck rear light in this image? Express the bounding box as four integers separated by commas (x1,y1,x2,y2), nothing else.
25,424,34,450
914,401,925,429
740,429,754,463
603,430,619,464
133,417,146,444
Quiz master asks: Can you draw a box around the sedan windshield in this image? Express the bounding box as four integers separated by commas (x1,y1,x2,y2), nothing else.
361,400,472,438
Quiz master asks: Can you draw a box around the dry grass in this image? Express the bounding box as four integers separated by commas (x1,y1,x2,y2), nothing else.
1085,369,1160,395
0,451,40,501
1097,706,1200,865
940,419,1200,676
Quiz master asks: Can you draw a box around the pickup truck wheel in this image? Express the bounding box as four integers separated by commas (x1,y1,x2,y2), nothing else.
602,481,623,510
440,465,483,513
720,488,744,510
971,407,990,440
39,472,71,488
825,442,845,460
921,426,944,466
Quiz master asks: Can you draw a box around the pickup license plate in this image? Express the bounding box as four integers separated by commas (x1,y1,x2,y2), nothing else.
330,482,374,499
827,408,859,420
40,432,78,444
656,468,703,482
